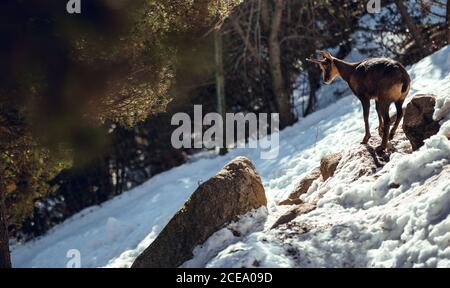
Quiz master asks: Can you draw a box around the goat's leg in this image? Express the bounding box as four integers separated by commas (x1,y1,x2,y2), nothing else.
379,104,391,150
389,100,404,140
361,98,371,144
375,101,384,137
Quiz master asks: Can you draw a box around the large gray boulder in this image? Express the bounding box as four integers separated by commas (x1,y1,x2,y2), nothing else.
403,94,441,151
132,156,267,268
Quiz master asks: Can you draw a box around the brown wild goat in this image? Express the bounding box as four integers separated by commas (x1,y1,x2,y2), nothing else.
307,51,411,150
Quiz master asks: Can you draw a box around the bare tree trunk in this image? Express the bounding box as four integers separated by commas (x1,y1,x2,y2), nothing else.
305,67,321,116
394,0,426,52
260,0,270,33
214,28,228,155
0,188,12,268
447,0,450,43
230,15,259,59
264,0,295,128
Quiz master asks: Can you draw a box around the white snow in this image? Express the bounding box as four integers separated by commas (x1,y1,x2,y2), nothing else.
11,45,450,268
181,207,269,268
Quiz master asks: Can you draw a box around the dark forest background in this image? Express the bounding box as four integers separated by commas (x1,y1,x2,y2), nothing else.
1,0,449,268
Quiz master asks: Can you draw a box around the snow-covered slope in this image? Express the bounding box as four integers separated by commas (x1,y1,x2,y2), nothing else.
12,46,450,268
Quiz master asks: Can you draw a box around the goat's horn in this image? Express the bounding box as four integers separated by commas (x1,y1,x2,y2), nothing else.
319,50,332,59
306,58,323,64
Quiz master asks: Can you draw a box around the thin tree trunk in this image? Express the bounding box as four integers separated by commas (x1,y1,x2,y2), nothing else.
259,0,278,114
394,0,426,52
265,0,295,128
0,188,12,268
230,15,259,59
260,0,270,33
214,28,227,155
305,67,320,116
447,0,450,43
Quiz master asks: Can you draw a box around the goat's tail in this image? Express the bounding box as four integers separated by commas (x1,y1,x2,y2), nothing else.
401,72,411,94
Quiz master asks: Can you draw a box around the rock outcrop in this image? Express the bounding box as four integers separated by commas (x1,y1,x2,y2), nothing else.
403,94,441,151
131,156,267,268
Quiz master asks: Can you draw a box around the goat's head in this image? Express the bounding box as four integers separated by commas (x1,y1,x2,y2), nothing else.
306,51,340,84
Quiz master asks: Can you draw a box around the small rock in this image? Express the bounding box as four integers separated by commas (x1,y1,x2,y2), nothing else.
403,94,441,151
389,183,400,189
320,153,342,180
271,203,316,229
287,167,321,199
278,198,304,206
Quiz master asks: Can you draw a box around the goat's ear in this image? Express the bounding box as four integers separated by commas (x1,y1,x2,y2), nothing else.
319,50,333,60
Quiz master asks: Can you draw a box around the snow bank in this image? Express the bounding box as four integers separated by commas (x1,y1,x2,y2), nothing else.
11,45,450,268
181,207,268,268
